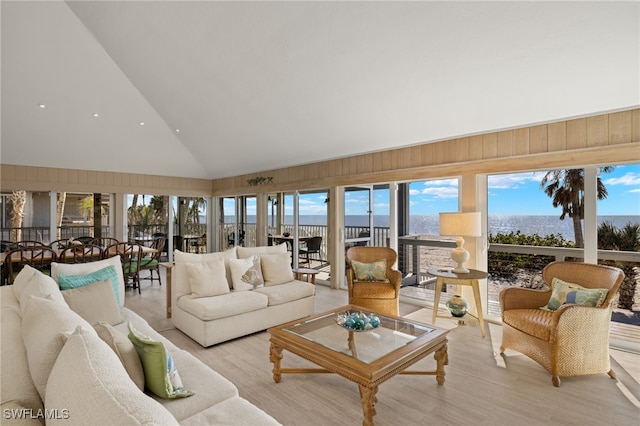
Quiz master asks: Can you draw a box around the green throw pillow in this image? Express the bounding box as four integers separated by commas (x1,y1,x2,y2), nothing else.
543,277,609,311
57,265,121,305
127,322,194,399
351,259,389,282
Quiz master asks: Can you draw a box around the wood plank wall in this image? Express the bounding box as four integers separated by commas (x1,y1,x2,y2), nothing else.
212,108,640,196
1,108,638,195
0,165,213,196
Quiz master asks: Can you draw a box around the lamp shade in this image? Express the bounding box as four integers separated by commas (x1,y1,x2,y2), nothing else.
439,212,481,237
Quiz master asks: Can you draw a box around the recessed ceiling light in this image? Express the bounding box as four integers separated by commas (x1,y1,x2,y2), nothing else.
175,128,181,133
139,122,145,126
38,103,46,108
92,113,99,118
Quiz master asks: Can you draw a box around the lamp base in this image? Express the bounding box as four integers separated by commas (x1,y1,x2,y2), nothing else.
450,237,470,274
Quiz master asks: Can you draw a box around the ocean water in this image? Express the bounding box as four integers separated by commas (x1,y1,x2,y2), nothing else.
246,214,640,243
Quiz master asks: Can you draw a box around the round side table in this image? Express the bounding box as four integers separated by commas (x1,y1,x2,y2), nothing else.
292,267,319,285
427,268,488,337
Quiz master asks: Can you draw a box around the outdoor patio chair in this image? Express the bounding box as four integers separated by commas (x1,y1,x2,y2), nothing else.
299,236,322,265
500,261,624,386
345,246,402,316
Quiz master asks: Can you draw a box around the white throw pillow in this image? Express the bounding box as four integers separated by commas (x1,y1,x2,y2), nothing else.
51,256,126,307
46,326,178,425
21,295,93,401
93,322,145,391
62,279,123,326
229,255,264,291
237,243,287,258
174,249,237,299
260,253,294,286
188,259,230,298
12,265,65,310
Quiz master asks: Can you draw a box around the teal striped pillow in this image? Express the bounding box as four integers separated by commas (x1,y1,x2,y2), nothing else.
57,265,121,304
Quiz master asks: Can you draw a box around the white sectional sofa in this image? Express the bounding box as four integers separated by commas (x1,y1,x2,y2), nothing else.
171,243,316,347
0,256,280,425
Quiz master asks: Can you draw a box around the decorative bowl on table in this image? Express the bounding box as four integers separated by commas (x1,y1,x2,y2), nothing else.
336,311,381,332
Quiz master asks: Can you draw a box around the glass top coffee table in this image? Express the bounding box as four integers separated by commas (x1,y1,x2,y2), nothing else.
268,305,449,426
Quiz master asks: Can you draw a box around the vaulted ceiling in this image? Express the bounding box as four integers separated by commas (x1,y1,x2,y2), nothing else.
2,1,638,180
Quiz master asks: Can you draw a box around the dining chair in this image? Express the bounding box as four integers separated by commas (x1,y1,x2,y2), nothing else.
139,237,165,286
6,246,57,284
105,242,143,294
17,240,47,248
91,237,120,249
48,238,73,250
58,243,104,263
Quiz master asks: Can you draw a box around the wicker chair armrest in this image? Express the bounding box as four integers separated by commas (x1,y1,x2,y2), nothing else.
389,270,402,295
551,304,613,343
500,287,552,312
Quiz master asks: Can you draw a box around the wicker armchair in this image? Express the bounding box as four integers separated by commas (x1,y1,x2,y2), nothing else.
345,246,402,316
499,261,624,386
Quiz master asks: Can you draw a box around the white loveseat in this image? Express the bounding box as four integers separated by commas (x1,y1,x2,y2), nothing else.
171,244,316,347
0,256,280,425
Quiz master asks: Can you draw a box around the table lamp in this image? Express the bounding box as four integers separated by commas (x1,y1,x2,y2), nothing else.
439,212,481,273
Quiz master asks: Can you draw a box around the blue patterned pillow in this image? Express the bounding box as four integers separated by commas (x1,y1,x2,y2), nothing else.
543,277,609,311
351,259,389,282
57,265,121,304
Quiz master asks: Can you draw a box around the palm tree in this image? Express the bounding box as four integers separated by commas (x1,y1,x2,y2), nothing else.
540,167,613,248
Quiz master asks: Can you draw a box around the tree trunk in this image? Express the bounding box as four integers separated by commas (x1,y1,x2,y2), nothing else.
572,215,584,248
56,192,66,240
9,191,26,241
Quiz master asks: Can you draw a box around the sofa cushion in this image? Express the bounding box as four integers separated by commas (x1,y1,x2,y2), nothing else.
21,295,94,401
188,259,230,298
254,281,316,306
237,242,287,258
128,322,194,399
152,350,239,422
181,396,280,426
62,279,122,326
12,265,65,309
544,277,609,311
94,322,145,391
46,326,178,425
51,256,126,307
260,253,294,286
177,291,268,321
502,308,555,341
229,255,264,291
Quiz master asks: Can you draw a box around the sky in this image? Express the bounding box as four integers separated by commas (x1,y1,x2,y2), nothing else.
195,163,640,218
296,163,640,217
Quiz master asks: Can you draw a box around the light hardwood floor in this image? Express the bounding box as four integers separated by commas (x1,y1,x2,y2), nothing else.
126,273,640,426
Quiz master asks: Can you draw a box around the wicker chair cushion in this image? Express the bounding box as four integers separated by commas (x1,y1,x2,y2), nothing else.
351,281,397,300
544,277,609,311
502,308,555,341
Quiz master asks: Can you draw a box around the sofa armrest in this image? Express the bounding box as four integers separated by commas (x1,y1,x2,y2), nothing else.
500,287,551,312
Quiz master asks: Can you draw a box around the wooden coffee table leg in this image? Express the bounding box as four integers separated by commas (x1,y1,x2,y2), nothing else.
434,343,448,385
359,384,378,426
269,342,283,383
